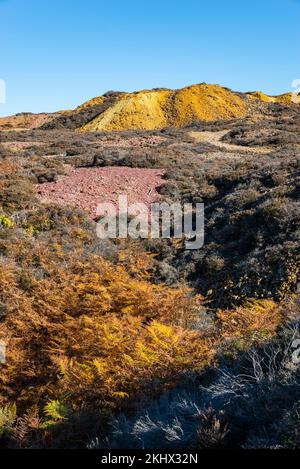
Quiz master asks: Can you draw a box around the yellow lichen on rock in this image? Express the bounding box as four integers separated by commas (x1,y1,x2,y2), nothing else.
80,84,246,132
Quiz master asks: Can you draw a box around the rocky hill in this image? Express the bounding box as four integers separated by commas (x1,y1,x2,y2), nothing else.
80,84,247,132
2,83,298,133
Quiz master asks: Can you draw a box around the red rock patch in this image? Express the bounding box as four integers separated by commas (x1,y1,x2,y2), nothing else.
36,167,166,219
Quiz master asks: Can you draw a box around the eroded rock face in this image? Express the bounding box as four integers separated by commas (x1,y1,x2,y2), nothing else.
36,166,166,219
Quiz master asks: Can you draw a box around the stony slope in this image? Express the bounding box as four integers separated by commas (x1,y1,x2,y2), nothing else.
80,84,247,132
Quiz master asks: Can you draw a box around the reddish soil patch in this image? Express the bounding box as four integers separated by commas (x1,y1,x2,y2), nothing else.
0,113,55,130
86,135,167,148
36,167,166,219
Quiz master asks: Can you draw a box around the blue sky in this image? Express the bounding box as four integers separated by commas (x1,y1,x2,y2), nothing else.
0,0,300,116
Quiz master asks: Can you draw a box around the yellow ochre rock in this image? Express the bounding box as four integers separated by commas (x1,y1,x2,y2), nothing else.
247,91,296,105
80,84,246,132
76,96,105,111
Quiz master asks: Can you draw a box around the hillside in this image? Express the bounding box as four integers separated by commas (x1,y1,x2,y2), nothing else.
0,112,58,131
1,84,298,133
0,83,300,449
80,84,247,132
247,90,297,105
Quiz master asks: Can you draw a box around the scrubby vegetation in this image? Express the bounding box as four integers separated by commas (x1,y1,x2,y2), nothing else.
93,302,300,450
0,94,300,448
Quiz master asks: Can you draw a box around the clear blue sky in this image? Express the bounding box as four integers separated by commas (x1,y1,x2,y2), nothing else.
0,0,300,116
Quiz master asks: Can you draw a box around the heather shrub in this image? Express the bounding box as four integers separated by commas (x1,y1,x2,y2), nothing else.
0,177,35,212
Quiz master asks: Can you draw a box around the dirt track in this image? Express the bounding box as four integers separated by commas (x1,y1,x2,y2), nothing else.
189,130,271,154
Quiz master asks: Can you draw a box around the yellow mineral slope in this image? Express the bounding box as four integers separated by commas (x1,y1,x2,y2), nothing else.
247,91,296,105
80,84,247,132
81,89,170,131
75,96,106,111
171,84,246,126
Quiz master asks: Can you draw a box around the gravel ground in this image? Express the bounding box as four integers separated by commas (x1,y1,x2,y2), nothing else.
36,166,166,219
